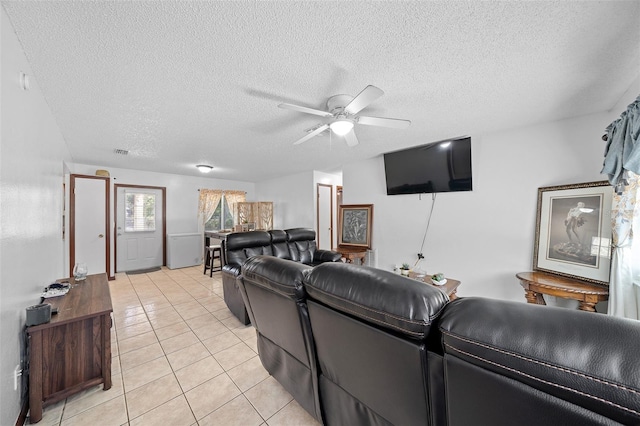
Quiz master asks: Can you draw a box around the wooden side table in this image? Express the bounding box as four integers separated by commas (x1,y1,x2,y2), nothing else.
335,246,367,265
516,271,609,312
409,272,461,300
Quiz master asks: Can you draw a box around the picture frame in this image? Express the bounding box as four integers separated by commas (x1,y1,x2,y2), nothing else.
338,204,373,249
533,181,613,285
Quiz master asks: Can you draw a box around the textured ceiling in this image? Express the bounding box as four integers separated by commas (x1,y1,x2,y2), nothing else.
3,1,639,182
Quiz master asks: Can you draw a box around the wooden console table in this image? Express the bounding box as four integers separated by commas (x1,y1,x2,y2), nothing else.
335,246,367,265
516,271,609,312
27,273,113,423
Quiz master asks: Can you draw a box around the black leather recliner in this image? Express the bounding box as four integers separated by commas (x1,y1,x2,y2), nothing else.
304,261,450,426
221,228,341,324
238,256,640,426
437,297,640,426
238,256,322,422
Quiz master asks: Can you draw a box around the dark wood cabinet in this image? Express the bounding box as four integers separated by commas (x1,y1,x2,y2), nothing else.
27,273,112,423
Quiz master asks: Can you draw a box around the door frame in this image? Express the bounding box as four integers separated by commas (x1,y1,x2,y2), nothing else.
114,184,167,272
316,183,334,250
70,174,111,279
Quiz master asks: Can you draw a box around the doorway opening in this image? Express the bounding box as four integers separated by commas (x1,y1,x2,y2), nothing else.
317,183,334,250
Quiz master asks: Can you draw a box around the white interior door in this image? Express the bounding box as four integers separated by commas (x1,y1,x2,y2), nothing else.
116,187,163,272
73,177,108,275
317,183,333,250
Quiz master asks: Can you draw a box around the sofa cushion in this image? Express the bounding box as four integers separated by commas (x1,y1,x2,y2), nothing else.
269,230,292,260
312,249,343,264
225,231,272,266
305,262,449,339
242,255,311,301
286,228,317,264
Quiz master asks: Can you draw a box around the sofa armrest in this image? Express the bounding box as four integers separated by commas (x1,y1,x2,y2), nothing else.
313,249,342,264
221,264,250,325
438,297,640,425
222,263,241,277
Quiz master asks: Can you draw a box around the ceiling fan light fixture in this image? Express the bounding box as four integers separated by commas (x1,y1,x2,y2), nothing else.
196,164,214,173
330,119,354,136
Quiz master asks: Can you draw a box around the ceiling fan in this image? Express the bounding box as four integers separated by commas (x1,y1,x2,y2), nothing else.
278,85,411,147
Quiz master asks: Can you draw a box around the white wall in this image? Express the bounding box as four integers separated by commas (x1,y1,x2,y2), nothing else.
0,8,72,424
254,170,343,243
342,101,639,303
255,170,315,229
70,163,255,276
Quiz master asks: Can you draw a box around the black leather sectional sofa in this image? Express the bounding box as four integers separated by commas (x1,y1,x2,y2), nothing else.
239,255,640,426
220,228,341,324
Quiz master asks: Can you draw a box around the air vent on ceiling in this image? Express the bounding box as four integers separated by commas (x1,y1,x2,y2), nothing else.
113,149,129,155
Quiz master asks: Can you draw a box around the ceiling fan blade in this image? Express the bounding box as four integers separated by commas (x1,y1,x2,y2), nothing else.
279,103,333,118
357,115,411,129
344,85,384,114
293,124,330,145
344,130,359,147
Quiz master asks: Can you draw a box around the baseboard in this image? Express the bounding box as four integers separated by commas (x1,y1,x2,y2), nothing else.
15,398,28,426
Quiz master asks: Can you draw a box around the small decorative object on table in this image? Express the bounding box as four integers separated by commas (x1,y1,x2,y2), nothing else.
41,282,70,299
73,263,88,281
400,263,411,276
431,273,447,286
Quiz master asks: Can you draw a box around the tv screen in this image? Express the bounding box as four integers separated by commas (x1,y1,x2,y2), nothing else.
383,137,472,195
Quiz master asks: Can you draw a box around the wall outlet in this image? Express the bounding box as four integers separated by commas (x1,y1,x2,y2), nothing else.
13,365,22,391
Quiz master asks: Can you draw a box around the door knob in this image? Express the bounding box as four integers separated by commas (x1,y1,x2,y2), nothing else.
98,234,104,238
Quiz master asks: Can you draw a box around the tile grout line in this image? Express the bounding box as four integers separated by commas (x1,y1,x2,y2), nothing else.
127,271,189,423
124,268,252,424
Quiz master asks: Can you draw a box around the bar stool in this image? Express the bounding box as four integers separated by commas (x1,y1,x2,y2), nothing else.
204,244,222,277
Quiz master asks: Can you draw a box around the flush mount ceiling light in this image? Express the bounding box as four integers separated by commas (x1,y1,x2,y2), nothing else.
196,164,213,173
329,117,354,136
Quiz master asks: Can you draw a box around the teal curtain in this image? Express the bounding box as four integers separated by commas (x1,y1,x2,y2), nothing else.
602,95,640,194
602,95,640,320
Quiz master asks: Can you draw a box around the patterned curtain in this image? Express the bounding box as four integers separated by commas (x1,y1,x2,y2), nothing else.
224,190,246,227
603,95,640,320
197,189,222,232
608,172,640,319
602,95,640,193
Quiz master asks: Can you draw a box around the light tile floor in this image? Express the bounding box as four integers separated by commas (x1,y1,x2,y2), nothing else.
32,266,320,426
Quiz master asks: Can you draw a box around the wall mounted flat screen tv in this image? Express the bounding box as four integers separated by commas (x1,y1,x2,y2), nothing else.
383,137,472,195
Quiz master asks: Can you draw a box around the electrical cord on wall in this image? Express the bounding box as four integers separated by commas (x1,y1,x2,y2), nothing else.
414,193,437,269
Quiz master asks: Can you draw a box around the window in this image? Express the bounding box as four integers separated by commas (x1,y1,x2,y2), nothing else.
199,189,245,231
204,196,234,231
125,192,156,232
